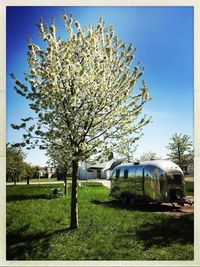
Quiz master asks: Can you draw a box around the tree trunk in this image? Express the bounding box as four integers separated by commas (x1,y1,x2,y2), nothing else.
27,176,30,185
177,142,181,167
64,170,67,195
70,160,79,229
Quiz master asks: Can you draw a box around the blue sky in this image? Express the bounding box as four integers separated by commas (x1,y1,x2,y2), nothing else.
6,6,194,166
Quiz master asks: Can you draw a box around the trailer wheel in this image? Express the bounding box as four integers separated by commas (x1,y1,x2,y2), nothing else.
175,188,183,200
169,188,184,200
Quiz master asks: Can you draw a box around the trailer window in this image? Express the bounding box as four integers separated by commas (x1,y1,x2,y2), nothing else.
153,168,159,180
136,167,143,178
116,169,120,179
167,174,182,184
124,169,129,179
144,165,154,179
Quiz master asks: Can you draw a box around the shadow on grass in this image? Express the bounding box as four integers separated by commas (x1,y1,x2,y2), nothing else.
91,199,187,213
6,194,53,202
134,214,194,249
7,224,71,260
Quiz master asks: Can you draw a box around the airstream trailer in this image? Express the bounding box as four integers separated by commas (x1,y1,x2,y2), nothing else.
110,160,192,206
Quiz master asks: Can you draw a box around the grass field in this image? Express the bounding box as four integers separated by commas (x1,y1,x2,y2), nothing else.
6,183,194,260
31,177,72,182
185,181,194,196
31,178,58,182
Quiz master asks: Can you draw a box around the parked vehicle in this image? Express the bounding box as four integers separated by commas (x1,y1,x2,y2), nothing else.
110,160,193,206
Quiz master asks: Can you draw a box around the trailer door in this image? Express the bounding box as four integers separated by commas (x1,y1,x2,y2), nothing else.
144,166,161,201
135,167,144,199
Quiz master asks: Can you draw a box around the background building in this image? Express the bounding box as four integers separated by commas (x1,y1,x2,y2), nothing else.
78,158,125,180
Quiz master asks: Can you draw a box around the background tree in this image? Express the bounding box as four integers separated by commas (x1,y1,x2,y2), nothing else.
10,11,151,229
140,150,160,161
6,144,33,184
22,161,34,184
31,165,41,178
166,133,193,172
47,146,72,195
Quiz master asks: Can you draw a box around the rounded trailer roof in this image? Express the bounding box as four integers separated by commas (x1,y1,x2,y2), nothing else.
116,160,183,174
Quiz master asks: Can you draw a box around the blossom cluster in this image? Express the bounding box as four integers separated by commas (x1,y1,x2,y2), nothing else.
11,11,151,163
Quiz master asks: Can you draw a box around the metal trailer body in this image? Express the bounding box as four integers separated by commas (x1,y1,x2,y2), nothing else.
110,160,188,205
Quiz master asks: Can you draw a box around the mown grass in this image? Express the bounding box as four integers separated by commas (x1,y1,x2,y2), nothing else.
185,181,194,196
7,183,194,260
31,178,58,182
31,176,72,182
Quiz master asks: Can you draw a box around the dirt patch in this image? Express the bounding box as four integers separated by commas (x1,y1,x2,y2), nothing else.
158,202,194,217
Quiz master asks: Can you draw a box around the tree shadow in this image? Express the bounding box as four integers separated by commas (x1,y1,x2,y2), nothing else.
7,224,71,260
134,214,194,249
6,194,52,202
91,199,186,213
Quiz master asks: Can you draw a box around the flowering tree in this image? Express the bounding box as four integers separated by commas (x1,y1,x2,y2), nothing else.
114,139,139,162
166,133,193,172
46,145,71,195
140,151,160,161
11,12,151,229
6,143,33,185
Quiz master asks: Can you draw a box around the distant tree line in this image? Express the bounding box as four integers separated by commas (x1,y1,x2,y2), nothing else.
6,143,42,184
166,133,193,173
139,133,193,174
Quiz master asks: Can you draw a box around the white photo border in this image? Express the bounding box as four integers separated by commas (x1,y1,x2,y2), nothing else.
0,0,199,266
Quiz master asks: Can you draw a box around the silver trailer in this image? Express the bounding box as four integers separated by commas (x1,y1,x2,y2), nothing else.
110,160,192,206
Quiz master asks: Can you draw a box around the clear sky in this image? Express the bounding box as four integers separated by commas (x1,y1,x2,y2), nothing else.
6,6,194,166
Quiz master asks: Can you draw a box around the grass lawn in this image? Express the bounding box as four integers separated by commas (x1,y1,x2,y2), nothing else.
7,183,194,260
30,176,72,183
185,181,194,196
31,178,58,182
